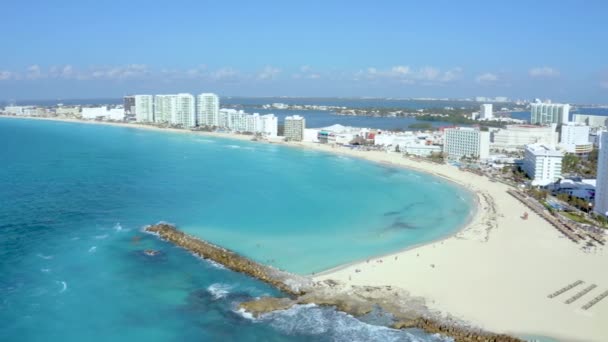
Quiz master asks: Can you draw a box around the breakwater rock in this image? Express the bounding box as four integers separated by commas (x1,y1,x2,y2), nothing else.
146,223,522,342
145,223,313,296
240,281,524,342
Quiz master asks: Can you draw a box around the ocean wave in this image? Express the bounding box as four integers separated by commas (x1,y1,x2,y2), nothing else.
94,234,108,239
56,281,67,293
36,253,53,260
233,308,255,320
207,283,233,300
40,268,51,273
113,222,123,232
88,246,97,253
260,304,451,342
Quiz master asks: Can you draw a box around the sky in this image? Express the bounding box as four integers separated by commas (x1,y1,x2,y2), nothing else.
1,0,607,103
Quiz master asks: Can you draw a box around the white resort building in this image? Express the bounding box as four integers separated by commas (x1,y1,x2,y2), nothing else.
530,102,570,125
480,104,493,120
559,122,592,154
522,144,563,186
134,95,154,122
443,127,490,160
196,93,220,127
284,115,305,141
491,124,558,149
573,114,608,128
173,93,196,127
595,134,608,217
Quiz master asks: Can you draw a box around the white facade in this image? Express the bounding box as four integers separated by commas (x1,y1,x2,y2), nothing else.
259,114,278,136
154,95,177,124
595,134,608,216
404,143,442,157
173,93,196,127
284,115,305,141
443,127,490,160
214,109,277,136
3,106,35,115
480,104,493,120
107,107,125,121
81,106,124,120
491,124,558,149
303,128,320,142
134,95,154,122
196,93,220,127
522,144,564,186
573,114,608,128
559,123,592,154
530,102,570,125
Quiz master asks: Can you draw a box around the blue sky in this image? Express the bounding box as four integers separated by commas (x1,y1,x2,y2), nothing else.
1,0,607,103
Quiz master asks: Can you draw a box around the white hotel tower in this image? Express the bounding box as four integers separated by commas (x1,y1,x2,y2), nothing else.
595,134,608,217
173,93,196,127
196,93,220,127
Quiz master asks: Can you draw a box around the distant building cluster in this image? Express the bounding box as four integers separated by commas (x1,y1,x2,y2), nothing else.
1,95,607,217
122,93,279,136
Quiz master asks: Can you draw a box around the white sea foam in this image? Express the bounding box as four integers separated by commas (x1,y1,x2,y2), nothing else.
226,145,241,149
234,307,256,320
260,304,449,342
40,268,51,273
113,222,123,231
88,246,97,253
36,253,53,260
207,283,233,299
57,281,67,293
70,237,80,241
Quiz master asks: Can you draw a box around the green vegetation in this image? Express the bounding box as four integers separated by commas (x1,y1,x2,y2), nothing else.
407,122,434,130
561,211,594,225
415,114,505,128
427,152,445,163
562,150,598,178
527,188,549,201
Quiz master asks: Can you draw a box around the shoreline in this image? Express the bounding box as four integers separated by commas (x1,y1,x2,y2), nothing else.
3,115,607,341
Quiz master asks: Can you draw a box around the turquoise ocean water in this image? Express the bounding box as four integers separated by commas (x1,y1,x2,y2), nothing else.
0,117,473,341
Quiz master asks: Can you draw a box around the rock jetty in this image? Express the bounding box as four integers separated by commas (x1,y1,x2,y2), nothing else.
146,223,523,342
145,223,313,296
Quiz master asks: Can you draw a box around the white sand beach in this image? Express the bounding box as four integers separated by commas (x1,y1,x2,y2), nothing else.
301,142,608,342
4,115,607,341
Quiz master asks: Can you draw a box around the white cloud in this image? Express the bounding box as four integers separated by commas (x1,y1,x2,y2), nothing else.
26,64,43,79
257,66,281,80
476,72,499,83
529,66,560,78
0,70,14,80
211,67,240,81
356,65,461,84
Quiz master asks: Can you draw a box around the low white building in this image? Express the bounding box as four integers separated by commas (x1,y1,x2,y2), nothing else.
404,143,442,157
522,144,563,186
491,124,558,149
82,106,110,120
303,128,320,142
3,106,37,116
573,114,608,128
443,127,490,160
81,106,125,120
559,122,592,154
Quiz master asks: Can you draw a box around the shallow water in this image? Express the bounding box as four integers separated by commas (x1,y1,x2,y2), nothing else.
0,117,470,341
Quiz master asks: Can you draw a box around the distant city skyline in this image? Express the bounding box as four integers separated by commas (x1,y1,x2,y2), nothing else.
1,0,607,103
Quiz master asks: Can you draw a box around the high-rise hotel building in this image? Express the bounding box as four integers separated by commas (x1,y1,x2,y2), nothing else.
530,102,570,125
284,115,305,141
443,127,490,160
196,93,220,127
134,95,154,122
595,134,608,217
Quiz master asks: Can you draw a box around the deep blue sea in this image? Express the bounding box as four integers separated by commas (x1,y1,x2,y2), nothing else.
0,117,474,341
